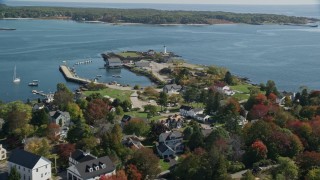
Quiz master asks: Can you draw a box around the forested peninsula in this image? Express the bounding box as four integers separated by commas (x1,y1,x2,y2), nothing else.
0,3,317,25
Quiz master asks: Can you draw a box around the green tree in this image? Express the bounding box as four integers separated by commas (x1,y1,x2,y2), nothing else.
67,122,92,143
144,105,157,118
123,118,150,136
224,71,233,85
272,157,299,180
306,168,320,180
30,109,49,126
53,83,74,109
158,92,168,111
183,126,193,140
241,170,255,180
121,100,132,112
8,166,20,180
24,137,52,158
66,102,83,121
115,106,124,116
265,80,279,96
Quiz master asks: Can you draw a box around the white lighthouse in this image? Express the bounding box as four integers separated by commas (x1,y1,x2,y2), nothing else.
163,45,167,54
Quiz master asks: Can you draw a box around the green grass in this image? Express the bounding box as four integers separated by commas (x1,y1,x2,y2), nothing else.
118,52,141,58
231,84,252,94
83,88,132,102
124,111,163,121
159,159,171,171
233,93,250,101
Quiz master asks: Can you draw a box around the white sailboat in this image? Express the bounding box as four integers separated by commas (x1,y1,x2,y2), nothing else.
13,65,21,83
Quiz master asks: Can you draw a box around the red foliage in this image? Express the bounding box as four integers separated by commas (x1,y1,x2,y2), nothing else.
251,140,268,159
47,123,60,141
248,104,269,120
268,93,277,103
194,147,206,156
105,170,127,180
255,93,267,104
297,151,320,170
85,98,110,125
309,91,320,98
126,164,142,180
57,143,76,160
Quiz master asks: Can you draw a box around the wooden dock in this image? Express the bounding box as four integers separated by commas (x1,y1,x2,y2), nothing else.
59,65,93,84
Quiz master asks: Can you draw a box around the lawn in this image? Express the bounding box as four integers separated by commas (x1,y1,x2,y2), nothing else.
233,93,250,101
124,111,163,121
83,88,132,102
159,159,171,171
231,84,252,94
118,51,141,58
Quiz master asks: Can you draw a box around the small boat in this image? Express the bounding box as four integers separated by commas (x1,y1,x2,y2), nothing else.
96,75,102,77
32,90,37,94
112,75,122,78
13,65,21,83
28,82,39,86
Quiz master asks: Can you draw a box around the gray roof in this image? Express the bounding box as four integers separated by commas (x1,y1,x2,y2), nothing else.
164,84,182,91
70,156,115,179
51,110,70,120
160,131,183,141
71,149,96,163
201,129,213,137
180,105,193,111
157,142,169,153
8,149,51,169
135,60,150,67
107,57,121,63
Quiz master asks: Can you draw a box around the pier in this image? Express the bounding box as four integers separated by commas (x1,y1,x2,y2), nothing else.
59,65,93,84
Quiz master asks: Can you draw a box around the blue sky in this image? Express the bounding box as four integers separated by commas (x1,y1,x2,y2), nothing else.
5,0,319,4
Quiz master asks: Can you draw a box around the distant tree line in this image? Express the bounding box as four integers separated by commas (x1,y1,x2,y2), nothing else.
0,3,316,25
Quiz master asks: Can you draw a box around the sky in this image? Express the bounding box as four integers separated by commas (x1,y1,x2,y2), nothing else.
5,0,319,5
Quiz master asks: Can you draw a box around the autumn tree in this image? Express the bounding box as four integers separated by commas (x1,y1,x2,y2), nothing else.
297,151,320,174
53,83,74,109
66,102,83,121
244,140,267,165
248,104,269,120
46,123,60,141
169,94,183,106
148,122,169,141
57,143,75,166
85,98,110,125
24,137,52,158
105,169,127,180
126,164,142,180
123,118,150,136
128,148,161,179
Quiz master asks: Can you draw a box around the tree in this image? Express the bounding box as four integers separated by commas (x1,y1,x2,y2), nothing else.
305,168,320,180
115,106,124,116
121,100,132,112
248,104,269,120
24,137,52,158
224,71,233,85
66,102,83,121
126,164,142,180
169,94,183,106
30,109,49,126
105,169,128,180
85,98,110,125
46,123,60,141
297,151,320,173
8,166,20,180
123,118,150,137
144,105,157,118
78,136,99,152
205,90,221,115
188,127,204,151
300,88,309,106
57,143,75,166
244,140,267,165
149,122,169,141
53,83,74,109
67,122,92,143
158,92,168,111
183,126,193,140
272,157,299,180
265,80,279,96
183,86,198,104
128,148,161,179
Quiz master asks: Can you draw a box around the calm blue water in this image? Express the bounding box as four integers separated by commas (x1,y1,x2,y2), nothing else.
1,18,320,102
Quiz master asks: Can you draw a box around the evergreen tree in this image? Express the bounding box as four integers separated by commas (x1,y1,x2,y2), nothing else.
158,92,168,111
224,71,233,85
9,166,20,180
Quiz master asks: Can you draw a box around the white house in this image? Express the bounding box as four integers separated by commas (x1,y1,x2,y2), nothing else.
67,156,116,180
212,82,235,96
179,105,193,117
156,131,184,158
8,149,52,180
50,110,71,127
0,144,6,160
195,114,210,122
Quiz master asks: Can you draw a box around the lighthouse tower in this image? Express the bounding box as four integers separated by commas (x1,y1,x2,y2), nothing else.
163,45,167,54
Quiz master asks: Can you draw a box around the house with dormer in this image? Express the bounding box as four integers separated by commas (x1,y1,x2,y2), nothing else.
67,156,116,180
8,149,52,180
156,131,184,158
50,110,71,127
69,149,97,166
163,84,182,94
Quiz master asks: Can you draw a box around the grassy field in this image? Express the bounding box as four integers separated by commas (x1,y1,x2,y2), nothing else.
118,51,141,58
83,88,132,102
233,93,250,101
231,84,252,94
159,159,171,171
124,111,163,121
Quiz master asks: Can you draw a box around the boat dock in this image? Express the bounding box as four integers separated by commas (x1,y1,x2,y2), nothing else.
59,65,93,84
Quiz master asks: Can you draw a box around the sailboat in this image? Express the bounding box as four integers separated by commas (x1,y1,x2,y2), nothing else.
13,65,21,83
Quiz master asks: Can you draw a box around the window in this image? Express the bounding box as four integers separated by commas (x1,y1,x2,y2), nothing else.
36,168,38,172
45,165,47,169
89,168,93,172
41,173,43,178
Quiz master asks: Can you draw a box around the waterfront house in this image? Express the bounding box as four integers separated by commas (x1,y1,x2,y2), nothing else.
67,156,116,180
156,131,184,158
163,84,182,94
105,57,122,69
50,110,71,127
69,149,97,166
8,149,52,180
212,82,235,96
0,144,6,160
